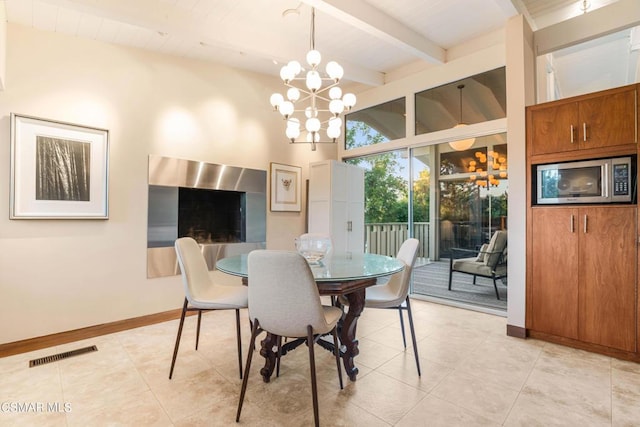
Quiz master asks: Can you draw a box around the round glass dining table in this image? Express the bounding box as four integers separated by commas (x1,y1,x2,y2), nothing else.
216,252,404,382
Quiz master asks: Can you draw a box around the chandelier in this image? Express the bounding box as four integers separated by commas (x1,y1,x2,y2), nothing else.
449,84,475,151
269,7,356,151
468,150,507,187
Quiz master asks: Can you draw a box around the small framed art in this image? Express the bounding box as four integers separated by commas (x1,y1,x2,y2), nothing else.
270,162,301,212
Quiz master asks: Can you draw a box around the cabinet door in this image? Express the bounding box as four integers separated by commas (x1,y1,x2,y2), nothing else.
529,102,579,156
346,166,365,253
579,88,637,150
531,208,580,339
579,206,637,352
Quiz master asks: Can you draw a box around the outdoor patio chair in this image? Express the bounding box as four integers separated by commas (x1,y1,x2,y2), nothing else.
448,230,507,300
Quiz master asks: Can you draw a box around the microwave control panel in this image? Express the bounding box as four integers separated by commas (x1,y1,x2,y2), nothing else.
612,163,630,196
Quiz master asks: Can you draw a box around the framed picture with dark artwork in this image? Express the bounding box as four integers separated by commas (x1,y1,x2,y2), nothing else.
10,114,109,219
270,162,301,212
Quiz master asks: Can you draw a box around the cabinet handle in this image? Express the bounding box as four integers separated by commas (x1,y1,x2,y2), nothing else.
584,215,588,234
583,123,587,142
347,221,352,232
570,125,574,143
570,214,574,233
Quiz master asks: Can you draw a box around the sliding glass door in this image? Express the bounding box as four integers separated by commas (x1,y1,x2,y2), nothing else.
345,150,410,258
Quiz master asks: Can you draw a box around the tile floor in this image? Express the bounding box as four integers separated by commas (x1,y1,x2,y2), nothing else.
1,299,640,426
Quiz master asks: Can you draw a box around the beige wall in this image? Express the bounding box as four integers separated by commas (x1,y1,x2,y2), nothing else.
0,5,5,90
0,24,336,344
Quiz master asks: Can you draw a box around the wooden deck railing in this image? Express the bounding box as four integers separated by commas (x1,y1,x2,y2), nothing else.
365,222,430,259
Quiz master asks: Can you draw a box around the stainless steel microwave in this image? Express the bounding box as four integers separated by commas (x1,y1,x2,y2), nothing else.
536,157,634,204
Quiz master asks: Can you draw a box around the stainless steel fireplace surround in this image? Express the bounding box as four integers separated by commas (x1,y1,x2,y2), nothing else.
147,155,266,278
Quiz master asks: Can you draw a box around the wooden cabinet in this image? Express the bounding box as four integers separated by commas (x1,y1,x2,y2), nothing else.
308,160,365,254
531,208,580,339
530,206,637,352
579,206,637,352
528,85,637,157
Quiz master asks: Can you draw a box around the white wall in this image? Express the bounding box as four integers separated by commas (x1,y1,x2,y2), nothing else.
505,15,535,330
0,24,335,344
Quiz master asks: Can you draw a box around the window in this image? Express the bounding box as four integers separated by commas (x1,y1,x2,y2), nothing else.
438,134,508,256
345,98,406,149
536,26,640,102
415,68,506,135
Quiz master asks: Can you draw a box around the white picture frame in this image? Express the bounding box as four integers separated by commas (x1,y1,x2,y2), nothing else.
10,113,109,219
270,162,301,212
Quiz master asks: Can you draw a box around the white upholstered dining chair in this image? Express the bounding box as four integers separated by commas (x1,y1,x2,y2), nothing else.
236,250,343,427
363,238,421,376
169,237,248,380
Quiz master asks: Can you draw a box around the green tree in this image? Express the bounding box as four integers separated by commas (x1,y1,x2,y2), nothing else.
346,121,407,223
413,169,430,222
363,155,408,223
345,120,388,149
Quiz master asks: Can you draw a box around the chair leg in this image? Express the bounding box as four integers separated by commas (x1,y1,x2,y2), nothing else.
492,276,500,300
398,307,407,348
276,336,282,377
448,259,454,290
405,296,421,377
473,275,477,285
235,309,243,379
236,319,260,423
307,325,320,427
169,298,188,380
195,309,202,350
331,327,343,390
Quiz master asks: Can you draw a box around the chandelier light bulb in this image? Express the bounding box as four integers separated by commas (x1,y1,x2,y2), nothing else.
306,117,321,132
270,93,284,109
343,93,356,109
287,60,302,76
279,101,294,118
306,49,321,67
329,99,345,115
287,87,301,102
328,117,342,128
306,131,320,143
280,65,294,83
286,126,300,140
329,87,342,100
306,70,322,91
326,61,344,81
327,125,340,139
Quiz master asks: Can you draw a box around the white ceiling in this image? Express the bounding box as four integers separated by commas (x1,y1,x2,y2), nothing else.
1,0,617,85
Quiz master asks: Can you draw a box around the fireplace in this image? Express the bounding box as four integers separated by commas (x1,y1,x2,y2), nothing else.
147,155,266,278
178,188,244,244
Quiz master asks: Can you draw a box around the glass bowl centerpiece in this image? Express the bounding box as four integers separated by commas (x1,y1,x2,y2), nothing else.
295,234,332,264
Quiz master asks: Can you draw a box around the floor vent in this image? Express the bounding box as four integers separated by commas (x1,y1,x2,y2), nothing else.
29,345,98,367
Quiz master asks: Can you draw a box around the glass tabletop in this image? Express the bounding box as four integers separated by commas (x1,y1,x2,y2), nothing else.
216,252,404,282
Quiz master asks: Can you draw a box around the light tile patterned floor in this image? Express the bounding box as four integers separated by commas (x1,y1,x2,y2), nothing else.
1,299,639,426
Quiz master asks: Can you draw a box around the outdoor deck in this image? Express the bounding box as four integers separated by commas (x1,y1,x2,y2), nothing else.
411,259,507,311
365,222,507,312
